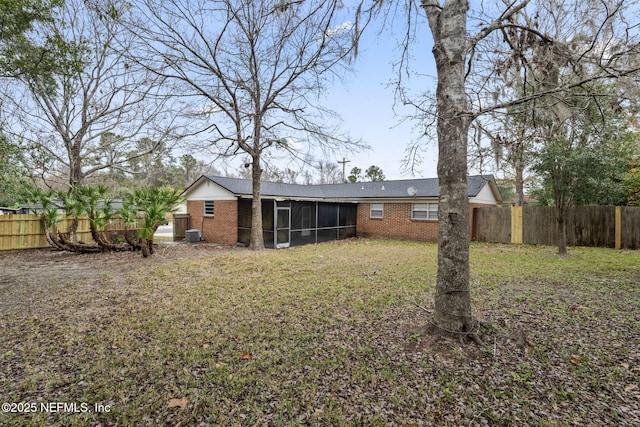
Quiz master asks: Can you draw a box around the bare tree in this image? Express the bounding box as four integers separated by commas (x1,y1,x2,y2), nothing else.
315,160,343,184
126,0,370,249
179,154,222,187
1,0,176,190
470,114,539,206
379,0,640,338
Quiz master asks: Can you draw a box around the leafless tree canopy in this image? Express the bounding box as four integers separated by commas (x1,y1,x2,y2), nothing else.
0,0,176,189
127,0,369,165
392,1,640,171
466,0,640,211
468,0,640,117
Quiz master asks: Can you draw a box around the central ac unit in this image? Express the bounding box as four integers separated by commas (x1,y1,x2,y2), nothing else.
185,229,201,243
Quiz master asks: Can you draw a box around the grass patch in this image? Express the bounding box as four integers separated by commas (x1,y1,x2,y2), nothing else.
1,240,639,426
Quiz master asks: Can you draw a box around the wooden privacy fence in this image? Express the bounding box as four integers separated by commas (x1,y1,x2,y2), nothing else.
0,214,139,252
473,206,640,249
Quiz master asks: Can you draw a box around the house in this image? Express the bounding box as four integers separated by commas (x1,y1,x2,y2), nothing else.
181,174,502,248
0,205,41,215
0,207,20,215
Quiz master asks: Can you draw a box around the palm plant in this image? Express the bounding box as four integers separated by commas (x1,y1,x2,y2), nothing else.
128,187,183,257
76,185,120,249
23,188,62,249
117,199,143,250
57,187,85,245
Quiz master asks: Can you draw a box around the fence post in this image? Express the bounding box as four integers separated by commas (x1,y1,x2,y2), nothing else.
511,206,523,244
615,206,622,249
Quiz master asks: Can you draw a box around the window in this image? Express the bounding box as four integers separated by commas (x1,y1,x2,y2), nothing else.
204,200,215,216
370,203,384,218
412,203,438,220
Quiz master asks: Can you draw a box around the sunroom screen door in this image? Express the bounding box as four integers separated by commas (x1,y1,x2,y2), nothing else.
276,207,291,248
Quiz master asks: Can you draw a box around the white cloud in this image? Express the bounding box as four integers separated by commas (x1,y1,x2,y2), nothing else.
325,21,354,38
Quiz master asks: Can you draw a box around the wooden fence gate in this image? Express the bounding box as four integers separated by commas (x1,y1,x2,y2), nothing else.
173,214,190,241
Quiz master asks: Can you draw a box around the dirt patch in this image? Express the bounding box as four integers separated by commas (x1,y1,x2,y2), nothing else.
1,241,238,275
0,243,243,314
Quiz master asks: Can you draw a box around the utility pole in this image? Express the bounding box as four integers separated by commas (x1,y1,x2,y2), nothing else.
338,157,350,182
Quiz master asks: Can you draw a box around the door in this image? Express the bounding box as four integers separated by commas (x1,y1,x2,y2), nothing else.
276,207,291,248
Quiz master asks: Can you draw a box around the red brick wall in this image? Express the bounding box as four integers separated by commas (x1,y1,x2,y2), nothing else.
187,200,238,245
357,202,495,242
187,199,494,245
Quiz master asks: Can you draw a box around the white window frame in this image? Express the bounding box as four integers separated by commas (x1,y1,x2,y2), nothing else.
204,200,215,216
370,203,384,219
412,203,438,220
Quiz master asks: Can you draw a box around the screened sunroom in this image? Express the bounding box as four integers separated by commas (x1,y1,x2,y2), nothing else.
237,199,357,248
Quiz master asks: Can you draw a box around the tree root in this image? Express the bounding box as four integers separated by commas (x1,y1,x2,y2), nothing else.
418,316,488,348
466,331,486,347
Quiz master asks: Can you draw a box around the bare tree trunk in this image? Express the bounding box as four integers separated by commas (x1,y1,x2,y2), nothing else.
250,156,265,250
69,144,83,187
515,162,525,206
556,210,568,256
423,0,474,335
141,240,151,257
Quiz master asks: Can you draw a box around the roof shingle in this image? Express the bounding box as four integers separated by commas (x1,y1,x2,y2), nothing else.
196,174,496,200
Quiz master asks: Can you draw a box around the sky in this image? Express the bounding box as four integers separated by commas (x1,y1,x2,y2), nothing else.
319,13,439,181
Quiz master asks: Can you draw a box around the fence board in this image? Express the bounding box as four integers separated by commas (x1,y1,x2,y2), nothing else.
621,207,640,250
568,206,615,248
472,207,511,243
522,206,556,245
0,214,48,250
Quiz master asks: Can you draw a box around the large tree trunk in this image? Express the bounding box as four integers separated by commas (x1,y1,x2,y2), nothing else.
250,155,265,250
423,0,474,335
556,211,568,256
69,142,84,187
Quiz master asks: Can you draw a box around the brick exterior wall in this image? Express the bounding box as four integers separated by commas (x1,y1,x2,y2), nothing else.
357,202,495,243
187,200,238,245
186,199,495,245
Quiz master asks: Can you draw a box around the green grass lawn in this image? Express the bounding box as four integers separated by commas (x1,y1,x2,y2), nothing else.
1,240,639,426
